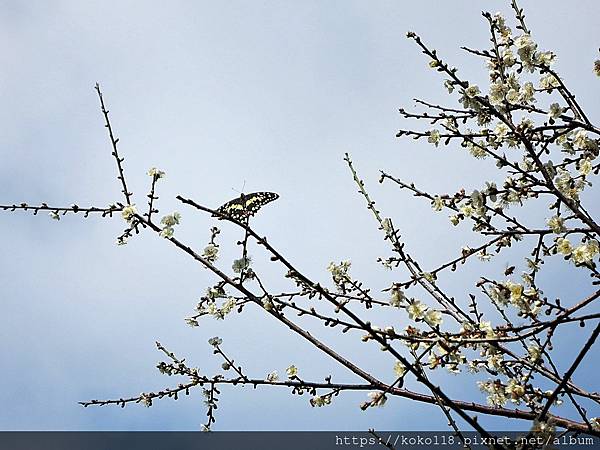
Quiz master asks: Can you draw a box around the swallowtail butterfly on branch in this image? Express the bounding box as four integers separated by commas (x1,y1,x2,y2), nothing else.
214,192,279,220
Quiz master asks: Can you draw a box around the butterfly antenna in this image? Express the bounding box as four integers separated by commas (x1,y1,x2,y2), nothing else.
231,181,247,196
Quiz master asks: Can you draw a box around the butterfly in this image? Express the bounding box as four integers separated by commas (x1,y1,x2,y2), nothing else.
214,192,279,220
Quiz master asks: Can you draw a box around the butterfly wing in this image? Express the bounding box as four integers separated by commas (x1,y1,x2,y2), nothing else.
215,192,279,220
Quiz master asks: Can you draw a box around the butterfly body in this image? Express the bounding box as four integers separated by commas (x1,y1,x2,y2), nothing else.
214,191,279,220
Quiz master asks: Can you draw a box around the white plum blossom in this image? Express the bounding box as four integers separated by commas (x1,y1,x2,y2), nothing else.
202,244,219,262
424,309,443,327
505,379,526,403
573,130,590,150
579,158,593,176
327,260,351,286
478,380,508,407
208,336,222,347
536,51,556,67
266,371,279,382
310,395,331,407
519,82,535,103
506,88,519,104
539,74,560,90
159,212,181,238
514,34,537,70
286,365,298,378
407,300,428,321
556,237,572,256
147,167,165,179
394,361,407,377
389,287,407,307
547,216,565,234
572,241,599,264
494,123,509,139
428,129,441,146
464,84,480,98
121,204,137,222
431,196,444,211
368,392,387,407
548,103,563,120
527,344,542,362
488,81,507,106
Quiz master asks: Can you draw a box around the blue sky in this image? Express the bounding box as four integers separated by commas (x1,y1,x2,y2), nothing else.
1,0,599,431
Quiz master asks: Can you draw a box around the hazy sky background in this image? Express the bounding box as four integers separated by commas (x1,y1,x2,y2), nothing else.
1,0,599,431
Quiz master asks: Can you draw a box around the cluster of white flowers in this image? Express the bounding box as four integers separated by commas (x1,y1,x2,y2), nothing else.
494,122,509,139
504,378,526,403
326,260,352,288
147,167,165,180
489,76,535,108
208,336,222,347
232,256,251,274
427,342,465,374
389,286,407,307
202,244,219,262
539,73,560,90
557,129,599,156
478,377,526,407
139,393,153,408
191,284,239,321
527,344,542,362
159,212,181,238
464,84,480,98
367,391,387,407
206,285,225,299
121,204,137,222
561,239,600,264
493,281,541,317
459,84,482,111
492,13,512,44
547,103,564,120
546,215,565,234
310,395,332,407
466,139,488,159
530,420,556,440
478,380,508,407
262,296,274,311
579,158,593,176
554,169,585,201
265,371,279,382
406,299,443,327
556,237,572,255
573,130,594,151
427,129,441,147
465,316,501,339
514,34,537,70
514,32,555,71
216,298,237,319
431,195,444,211
397,10,600,430
393,361,407,377
286,365,298,378
311,395,329,407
